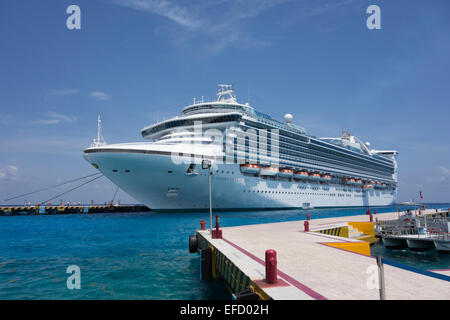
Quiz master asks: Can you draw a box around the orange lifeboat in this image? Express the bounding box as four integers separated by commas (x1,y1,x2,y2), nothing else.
309,173,321,181
240,164,260,174
294,171,309,180
260,166,279,176
362,184,374,191
279,168,293,178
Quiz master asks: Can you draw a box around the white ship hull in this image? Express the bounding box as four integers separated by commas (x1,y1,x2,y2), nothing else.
84,148,396,212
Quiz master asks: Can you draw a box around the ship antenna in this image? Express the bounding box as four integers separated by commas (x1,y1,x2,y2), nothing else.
91,113,106,148
247,86,250,105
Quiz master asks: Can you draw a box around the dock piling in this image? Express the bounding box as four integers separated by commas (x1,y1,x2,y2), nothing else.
304,220,309,232
265,249,277,284
212,214,222,239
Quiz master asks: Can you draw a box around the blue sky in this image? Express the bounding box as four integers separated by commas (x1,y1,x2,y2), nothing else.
0,0,449,204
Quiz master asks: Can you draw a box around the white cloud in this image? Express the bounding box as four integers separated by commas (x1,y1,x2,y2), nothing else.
0,114,14,125
439,166,450,176
116,0,202,29
90,91,110,101
34,111,78,125
113,0,291,51
45,89,79,99
0,165,19,181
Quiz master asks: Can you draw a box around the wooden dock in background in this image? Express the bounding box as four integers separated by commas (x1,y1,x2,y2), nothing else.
0,204,151,215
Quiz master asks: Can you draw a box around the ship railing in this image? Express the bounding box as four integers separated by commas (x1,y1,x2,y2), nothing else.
376,217,449,239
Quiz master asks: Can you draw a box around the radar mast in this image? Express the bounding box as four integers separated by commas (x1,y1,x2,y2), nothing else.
216,84,237,103
91,113,107,148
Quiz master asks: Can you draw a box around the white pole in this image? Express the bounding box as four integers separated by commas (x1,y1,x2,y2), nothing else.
376,256,386,300
209,168,212,234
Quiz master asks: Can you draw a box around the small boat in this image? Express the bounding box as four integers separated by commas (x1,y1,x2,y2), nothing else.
407,238,435,251
302,202,314,209
260,166,279,176
239,164,260,174
278,168,293,178
294,171,309,180
362,184,374,191
434,240,450,252
309,173,321,181
320,174,331,182
382,237,408,249
343,178,356,184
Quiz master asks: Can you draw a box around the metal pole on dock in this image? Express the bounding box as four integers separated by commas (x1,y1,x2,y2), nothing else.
202,160,213,234
376,256,386,300
209,169,212,234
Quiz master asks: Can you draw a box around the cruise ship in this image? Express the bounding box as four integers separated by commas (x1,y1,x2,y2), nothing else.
83,85,398,212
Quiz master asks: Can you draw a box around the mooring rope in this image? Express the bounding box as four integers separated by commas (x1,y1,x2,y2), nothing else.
40,174,104,205
0,172,103,203
111,185,120,203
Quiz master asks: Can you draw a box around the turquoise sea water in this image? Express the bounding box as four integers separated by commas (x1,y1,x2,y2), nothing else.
0,204,449,299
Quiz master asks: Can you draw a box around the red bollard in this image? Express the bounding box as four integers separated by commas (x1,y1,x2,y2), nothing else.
304,220,309,232
419,210,422,215
366,208,371,215
369,213,373,222
212,215,222,239
200,220,206,230
307,213,311,221
374,209,377,215
265,249,277,284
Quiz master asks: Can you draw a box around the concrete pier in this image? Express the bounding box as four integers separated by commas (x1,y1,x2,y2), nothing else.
195,209,450,300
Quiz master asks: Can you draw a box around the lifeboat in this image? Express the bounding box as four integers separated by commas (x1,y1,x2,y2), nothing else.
279,168,294,178
309,173,321,181
320,174,332,182
239,164,260,174
362,184,374,191
260,166,279,176
343,178,355,184
294,171,309,180
354,179,363,185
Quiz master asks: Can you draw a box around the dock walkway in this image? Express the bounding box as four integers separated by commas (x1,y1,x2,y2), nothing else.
195,209,450,300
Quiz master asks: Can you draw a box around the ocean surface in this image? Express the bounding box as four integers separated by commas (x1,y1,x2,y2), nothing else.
0,204,449,300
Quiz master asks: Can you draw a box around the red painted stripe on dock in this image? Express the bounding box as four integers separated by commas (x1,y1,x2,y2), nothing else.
222,237,327,300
